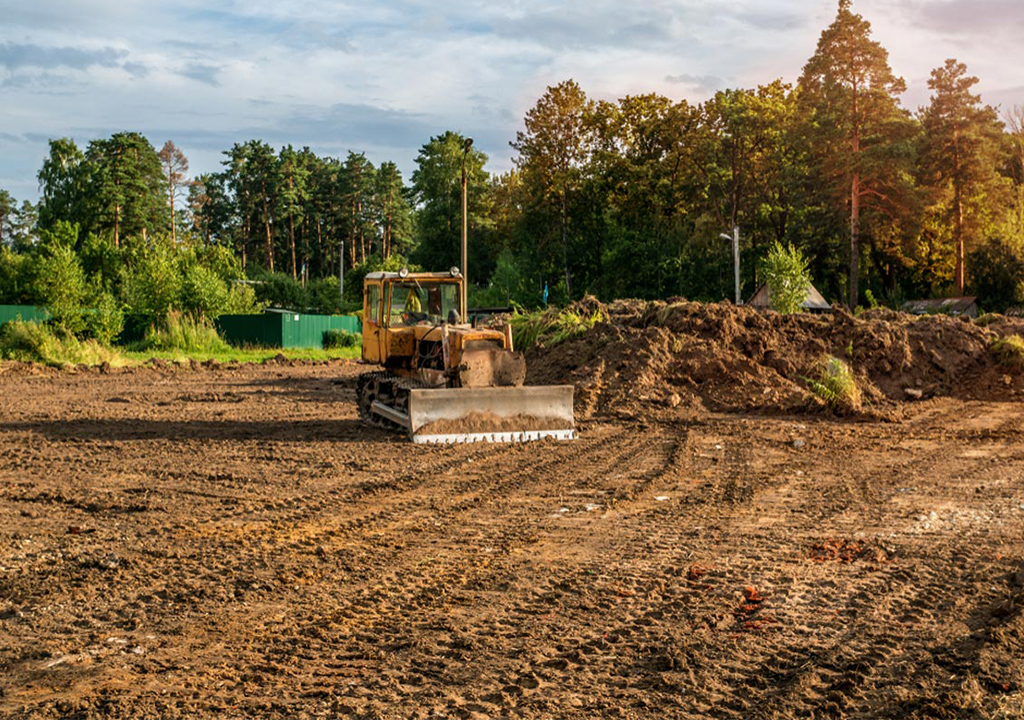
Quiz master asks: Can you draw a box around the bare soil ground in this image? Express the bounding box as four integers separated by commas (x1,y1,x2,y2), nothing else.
1,360,1023,719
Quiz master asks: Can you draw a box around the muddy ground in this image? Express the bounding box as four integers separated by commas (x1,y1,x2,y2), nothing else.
1,361,1023,719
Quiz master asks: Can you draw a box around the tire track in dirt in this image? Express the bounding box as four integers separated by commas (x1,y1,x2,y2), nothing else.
674,403,1024,718
401,429,711,716
136,428,653,714
265,427,678,716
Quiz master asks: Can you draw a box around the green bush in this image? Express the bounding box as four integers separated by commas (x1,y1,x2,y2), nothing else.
760,242,812,314
0,246,35,304
472,249,530,308
88,291,124,345
806,355,861,412
0,320,120,366
251,270,307,311
991,335,1024,368
34,244,88,333
77,232,121,292
122,237,259,325
306,277,341,314
322,328,360,349
142,312,230,354
122,240,181,320
968,239,1024,313
180,262,230,319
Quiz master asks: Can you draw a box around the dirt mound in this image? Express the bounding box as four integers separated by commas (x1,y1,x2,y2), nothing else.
526,300,1024,419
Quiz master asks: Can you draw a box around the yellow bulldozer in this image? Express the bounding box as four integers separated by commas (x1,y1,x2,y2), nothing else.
356,268,575,443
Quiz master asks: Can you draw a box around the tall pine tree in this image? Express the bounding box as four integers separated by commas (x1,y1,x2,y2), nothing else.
798,0,911,307
920,59,1007,293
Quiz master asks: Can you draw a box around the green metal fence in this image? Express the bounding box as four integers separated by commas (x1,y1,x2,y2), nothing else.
0,305,51,327
216,311,361,348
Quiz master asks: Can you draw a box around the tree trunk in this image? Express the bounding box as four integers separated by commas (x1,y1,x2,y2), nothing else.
358,200,366,263
954,179,965,294
289,213,297,281
316,217,323,277
849,80,861,309
114,203,120,249
262,181,274,273
242,213,251,270
561,191,571,299
168,167,176,245
850,173,860,309
953,132,965,294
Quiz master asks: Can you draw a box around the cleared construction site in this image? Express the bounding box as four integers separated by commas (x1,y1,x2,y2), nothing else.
2,301,1023,719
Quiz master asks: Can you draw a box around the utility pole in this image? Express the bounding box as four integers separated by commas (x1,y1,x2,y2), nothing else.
461,137,473,318
719,226,741,305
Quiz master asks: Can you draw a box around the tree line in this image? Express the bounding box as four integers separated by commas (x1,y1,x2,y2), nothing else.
3,0,1024,315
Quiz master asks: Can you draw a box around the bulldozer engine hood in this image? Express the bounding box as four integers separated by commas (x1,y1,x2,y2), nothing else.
384,325,507,361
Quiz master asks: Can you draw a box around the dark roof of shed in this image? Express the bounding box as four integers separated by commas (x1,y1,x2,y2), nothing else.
901,297,977,315
747,282,832,311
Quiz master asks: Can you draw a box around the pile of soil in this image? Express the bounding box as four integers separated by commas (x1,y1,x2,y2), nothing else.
526,299,1024,419
415,411,572,436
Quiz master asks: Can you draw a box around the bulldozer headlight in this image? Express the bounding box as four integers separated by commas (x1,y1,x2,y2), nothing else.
450,266,461,277
398,267,409,278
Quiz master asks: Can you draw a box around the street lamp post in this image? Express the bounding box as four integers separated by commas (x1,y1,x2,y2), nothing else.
719,226,741,305
461,137,473,319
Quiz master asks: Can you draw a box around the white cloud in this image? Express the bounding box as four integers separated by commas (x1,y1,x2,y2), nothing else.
0,0,1021,202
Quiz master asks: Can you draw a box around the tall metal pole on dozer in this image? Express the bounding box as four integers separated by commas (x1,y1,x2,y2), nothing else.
461,137,473,319
720,226,741,305
339,239,344,305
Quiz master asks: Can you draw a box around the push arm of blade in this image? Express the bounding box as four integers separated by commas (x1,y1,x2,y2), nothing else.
370,400,411,431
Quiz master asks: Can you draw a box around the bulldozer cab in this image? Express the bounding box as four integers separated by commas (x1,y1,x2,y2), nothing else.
362,272,463,364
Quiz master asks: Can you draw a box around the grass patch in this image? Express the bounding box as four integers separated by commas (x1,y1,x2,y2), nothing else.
120,345,361,365
0,320,122,367
0,316,362,368
509,301,604,352
140,312,231,354
991,334,1024,368
806,355,861,412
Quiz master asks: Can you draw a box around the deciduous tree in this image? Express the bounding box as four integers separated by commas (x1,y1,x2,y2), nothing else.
512,80,594,298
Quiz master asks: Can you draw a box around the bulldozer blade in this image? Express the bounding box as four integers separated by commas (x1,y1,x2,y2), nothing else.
407,385,576,444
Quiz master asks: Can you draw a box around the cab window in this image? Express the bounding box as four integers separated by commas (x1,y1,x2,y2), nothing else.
366,285,381,324
388,282,460,327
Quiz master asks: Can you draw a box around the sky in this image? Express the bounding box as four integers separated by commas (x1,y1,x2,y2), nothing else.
1,0,1022,202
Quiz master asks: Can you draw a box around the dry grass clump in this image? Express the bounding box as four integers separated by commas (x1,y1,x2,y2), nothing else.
142,312,230,354
990,334,1024,368
509,301,605,352
806,355,861,412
